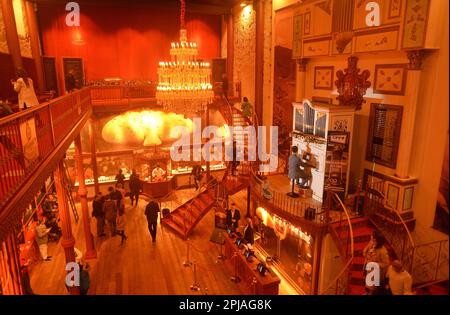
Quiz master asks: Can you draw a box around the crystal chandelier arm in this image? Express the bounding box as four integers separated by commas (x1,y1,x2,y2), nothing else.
180,0,186,30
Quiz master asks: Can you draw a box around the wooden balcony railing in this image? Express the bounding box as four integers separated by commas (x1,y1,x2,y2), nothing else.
0,88,92,211
89,84,156,108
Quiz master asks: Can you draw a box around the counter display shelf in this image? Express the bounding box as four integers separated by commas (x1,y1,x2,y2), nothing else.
223,234,280,295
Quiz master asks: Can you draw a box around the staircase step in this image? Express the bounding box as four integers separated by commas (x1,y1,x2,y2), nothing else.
162,219,186,238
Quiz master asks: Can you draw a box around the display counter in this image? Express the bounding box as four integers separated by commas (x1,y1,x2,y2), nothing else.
223,234,280,295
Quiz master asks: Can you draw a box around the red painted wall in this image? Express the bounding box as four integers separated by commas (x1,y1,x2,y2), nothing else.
37,2,221,92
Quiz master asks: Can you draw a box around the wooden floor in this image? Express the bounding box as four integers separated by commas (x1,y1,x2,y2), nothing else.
29,188,245,295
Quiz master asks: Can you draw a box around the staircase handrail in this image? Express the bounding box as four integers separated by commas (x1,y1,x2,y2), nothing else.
365,180,415,271
183,177,219,235
320,192,354,295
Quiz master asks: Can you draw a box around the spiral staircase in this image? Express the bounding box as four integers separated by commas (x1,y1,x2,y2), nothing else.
161,96,257,239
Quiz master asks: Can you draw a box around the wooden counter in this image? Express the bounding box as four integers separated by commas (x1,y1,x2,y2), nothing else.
223,234,280,295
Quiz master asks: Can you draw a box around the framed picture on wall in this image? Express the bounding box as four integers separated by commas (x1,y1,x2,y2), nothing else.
366,103,403,168
373,64,407,95
62,57,84,91
314,66,334,90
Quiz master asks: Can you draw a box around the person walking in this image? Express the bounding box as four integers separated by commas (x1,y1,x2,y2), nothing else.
92,192,106,237
116,207,127,245
35,220,52,261
363,230,390,295
241,97,253,121
145,200,160,243
103,195,118,236
12,68,39,110
129,169,142,207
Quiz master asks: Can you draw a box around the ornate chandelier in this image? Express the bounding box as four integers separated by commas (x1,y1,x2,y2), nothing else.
156,0,213,116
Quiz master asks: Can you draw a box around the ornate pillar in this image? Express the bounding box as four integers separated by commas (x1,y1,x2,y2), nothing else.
89,119,100,195
296,58,308,102
254,0,264,124
311,231,324,295
74,135,96,259
24,1,44,92
226,13,234,97
53,160,79,295
1,0,23,69
395,50,426,179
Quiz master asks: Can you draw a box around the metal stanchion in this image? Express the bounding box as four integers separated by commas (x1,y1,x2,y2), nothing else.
190,261,201,291
252,277,258,295
230,252,241,283
216,231,224,262
183,239,192,267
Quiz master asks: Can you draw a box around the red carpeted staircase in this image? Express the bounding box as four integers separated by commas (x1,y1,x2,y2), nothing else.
347,217,376,295
161,188,217,239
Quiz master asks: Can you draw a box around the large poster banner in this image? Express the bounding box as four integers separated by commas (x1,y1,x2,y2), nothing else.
19,118,40,167
324,131,349,201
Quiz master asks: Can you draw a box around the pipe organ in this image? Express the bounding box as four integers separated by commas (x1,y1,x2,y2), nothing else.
292,99,357,202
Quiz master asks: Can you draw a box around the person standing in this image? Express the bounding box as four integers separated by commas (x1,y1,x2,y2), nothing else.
145,200,160,243
116,207,127,245
115,169,125,188
241,97,253,121
385,260,414,295
226,203,240,230
79,263,90,295
129,169,142,207
12,68,39,110
103,195,118,236
243,218,254,245
92,192,106,237
35,220,52,261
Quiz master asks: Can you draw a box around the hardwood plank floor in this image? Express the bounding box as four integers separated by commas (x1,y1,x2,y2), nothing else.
29,188,243,295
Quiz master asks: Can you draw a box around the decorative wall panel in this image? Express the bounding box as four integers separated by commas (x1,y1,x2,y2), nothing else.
388,0,403,19
314,66,334,90
373,64,407,95
355,28,399,53
292,14,303,58
402,0,430,49
303,39,330,57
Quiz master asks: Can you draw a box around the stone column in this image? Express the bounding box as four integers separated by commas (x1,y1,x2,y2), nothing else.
53,160,80,295
296,58,308,102
226,13,234,97
1,0,23,69
74,135,96,259
24,1,45,92
395,50,426,179
89,119,100,195
254,0,264,124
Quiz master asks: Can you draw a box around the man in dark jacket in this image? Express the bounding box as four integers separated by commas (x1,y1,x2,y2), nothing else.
108,186,122,209
92,192,105,237
226,203,241,230
145,200,160,243
129,169,142,207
